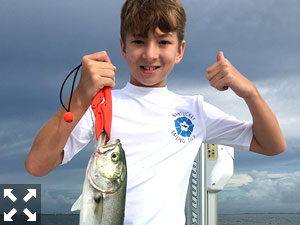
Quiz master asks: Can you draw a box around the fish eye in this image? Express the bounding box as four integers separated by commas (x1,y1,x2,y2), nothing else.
111,152,120,162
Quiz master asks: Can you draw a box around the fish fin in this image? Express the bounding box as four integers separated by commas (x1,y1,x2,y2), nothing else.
71,194,82,212
94,192,103,223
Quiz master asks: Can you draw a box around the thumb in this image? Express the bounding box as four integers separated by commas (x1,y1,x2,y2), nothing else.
217,51,225,62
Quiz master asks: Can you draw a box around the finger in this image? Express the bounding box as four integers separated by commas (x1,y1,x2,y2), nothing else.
88,66,116,84
209,73,225,87
217,51,225,62
206,51,226,80
85,60,117,73
210,72,230,91
206,66,221,81
206,63,218,75
98,68,116,81
217,82,229,91
212,77,229,92
95,61,117,72
96,76,116,89
206,59,223,76
84,51,112,64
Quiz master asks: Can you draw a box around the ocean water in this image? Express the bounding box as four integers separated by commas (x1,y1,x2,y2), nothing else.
40,213,300,225
41,214,79,225
219,214,300,225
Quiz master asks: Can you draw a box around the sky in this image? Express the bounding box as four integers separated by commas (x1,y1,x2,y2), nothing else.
0,0,300,215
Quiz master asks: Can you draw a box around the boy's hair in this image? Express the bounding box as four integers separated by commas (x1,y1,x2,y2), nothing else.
120,0,186,46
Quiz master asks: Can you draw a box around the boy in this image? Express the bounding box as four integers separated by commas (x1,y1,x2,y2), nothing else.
25,0,286,224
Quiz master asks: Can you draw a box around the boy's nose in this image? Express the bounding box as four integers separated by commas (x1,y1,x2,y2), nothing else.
142,43,159,60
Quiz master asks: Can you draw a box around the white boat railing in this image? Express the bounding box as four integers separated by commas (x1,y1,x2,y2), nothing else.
185,144,234,225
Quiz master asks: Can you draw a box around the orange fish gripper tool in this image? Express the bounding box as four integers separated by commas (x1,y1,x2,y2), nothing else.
91,87,112,142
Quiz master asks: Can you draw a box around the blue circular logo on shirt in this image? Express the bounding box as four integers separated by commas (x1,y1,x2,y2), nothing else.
174,116,194,137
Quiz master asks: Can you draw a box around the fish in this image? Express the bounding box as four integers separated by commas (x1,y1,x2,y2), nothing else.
71,132,127,225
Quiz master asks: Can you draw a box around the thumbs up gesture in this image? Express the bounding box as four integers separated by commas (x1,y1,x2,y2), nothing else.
206,51,257,100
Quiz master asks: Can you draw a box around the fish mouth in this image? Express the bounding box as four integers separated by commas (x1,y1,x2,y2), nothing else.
99,139,121,154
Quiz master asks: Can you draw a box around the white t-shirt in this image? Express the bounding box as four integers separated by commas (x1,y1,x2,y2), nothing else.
63,83,253,225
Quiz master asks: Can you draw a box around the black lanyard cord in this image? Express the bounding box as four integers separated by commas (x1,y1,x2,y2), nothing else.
59,63,82,113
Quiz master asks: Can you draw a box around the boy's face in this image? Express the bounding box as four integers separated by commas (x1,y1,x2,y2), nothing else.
120,27,185,88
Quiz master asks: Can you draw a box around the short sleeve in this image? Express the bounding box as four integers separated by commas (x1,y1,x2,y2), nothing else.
61,107,95,164
202,101,253,150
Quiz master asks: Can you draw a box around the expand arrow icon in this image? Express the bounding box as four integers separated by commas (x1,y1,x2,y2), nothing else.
4,208,17,221
4,189,17,202
23,208,36,221
23,189,36,202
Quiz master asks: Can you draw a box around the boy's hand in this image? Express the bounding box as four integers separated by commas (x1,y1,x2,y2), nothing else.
206,52,258,100
76,51,117,104
206,51,286,156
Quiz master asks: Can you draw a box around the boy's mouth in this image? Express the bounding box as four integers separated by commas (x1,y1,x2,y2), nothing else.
140,65,160,71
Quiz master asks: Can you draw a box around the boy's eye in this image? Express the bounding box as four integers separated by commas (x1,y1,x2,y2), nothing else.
159,40,169,45
132,40,144,44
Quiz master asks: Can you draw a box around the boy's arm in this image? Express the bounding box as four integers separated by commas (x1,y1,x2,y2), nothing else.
206,52,286,155
25,51,116,176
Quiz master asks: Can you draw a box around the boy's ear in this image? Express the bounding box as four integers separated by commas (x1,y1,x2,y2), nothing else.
120,38,126,57
175,40,186,64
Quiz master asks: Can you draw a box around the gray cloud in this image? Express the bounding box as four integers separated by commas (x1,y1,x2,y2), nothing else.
42,190,76,213
219,170,300,213
292,146,300,153
181,0,300,82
